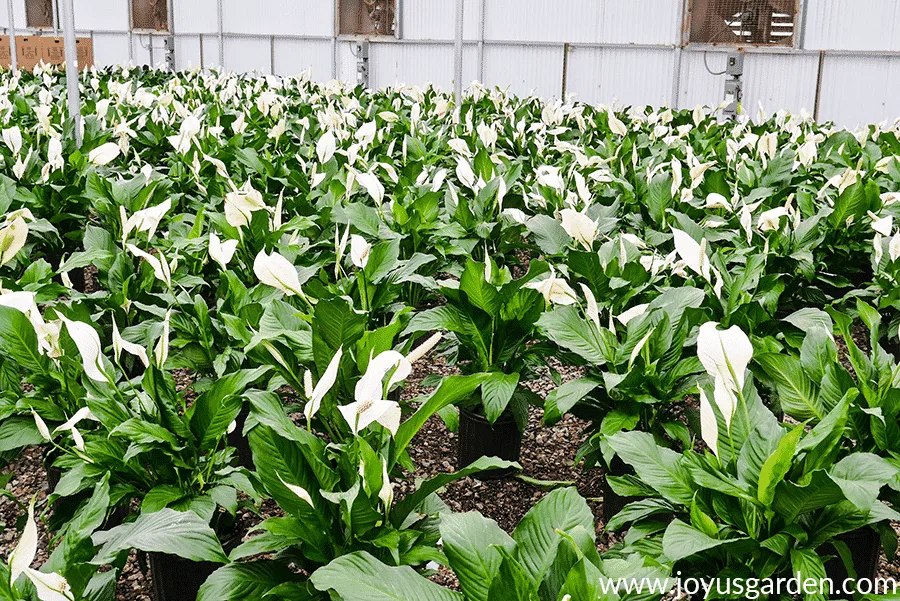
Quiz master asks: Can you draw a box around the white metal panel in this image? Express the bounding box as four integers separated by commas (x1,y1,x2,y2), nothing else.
818,55,900,128
743,52,818,118
91,32,129,67
482,44,563,98
175,35,202,70
678,49,727,110
599,0,680,45
336,40,357,84
202,35,221,68
401,0,481,41
9,0,25,29
223,0,332,37
370,42,478,90
224,36,270,74
803,0,900,51
74,0,128,31
130,33,154,66
174,0,218,34
484,0,601,43
273,39,332,78
566,46,675,107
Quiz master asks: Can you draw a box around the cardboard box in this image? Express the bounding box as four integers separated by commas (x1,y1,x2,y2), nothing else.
76,37,93,69
37,37,94,70
0,36,11,70
15,36,41,71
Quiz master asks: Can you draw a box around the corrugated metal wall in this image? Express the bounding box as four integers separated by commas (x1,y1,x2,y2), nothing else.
0,0,899,126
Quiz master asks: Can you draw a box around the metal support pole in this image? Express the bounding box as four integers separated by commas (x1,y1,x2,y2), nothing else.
216,0,224,68
477,0,485,82
6,0,16,70
59,0,81,146
453,0,464,103
166,0,175,71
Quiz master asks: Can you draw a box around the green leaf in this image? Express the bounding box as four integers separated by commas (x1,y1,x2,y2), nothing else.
198,561,303,601
607,431,694,505
91,508,227,564
755,353,823,421
646,173,673,226
0,306,46,373
486,547,535,601
0,417,46,452
662,519,744,562
189,367,268,449
829,453,900,511
460,259,501,316
758,425,804,506
310,552,463,601
789,548,827,601
511,487,594,585
543,378,600,425
537,306,611,365
481,372,519,423
526,215,570,255
440,512,515,601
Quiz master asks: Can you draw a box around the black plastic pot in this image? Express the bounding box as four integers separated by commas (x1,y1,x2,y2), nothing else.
149,552,221,601
822,527,882,600
602,456,641,524
225,408,253,470
457,408,522,480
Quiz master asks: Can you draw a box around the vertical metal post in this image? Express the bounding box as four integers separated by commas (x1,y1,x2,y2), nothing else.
216,0,224,68
453,0,464,103
330,0,338,79
6,0,16,70
560,43,569,99
52,0,59,35
797,0,809,50
394,0,402,39
126,0,134,62
477,0,485,83
59,0,81,146
269,35,275,74
165,0,175,71
812,50,824,121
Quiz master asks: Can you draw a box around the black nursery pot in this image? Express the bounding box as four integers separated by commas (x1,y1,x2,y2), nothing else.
822,527,882,600
149,553,221,601
225,408,253,470
457,408,522,480
602,456,641,524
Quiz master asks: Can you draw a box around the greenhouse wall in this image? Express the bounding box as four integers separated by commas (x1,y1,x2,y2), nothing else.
0,0,899,127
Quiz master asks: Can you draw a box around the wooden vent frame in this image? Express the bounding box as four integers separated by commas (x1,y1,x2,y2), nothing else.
25,0,54,29
339,0,396,36
131,0,169,32
687,0,797,46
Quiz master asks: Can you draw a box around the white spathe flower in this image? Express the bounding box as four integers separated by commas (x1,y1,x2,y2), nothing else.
697,322,753,457
208,232,238,271
112,320,149,368
704,193,731,211
455,158,476,190
338,399,401,437
53,407,96,434
797,140,817,167
316,130,336,164
9,503,74,600
0,217,28,265
350,234,371,269
121,199,171,242
525,267,578,306
406,332,443,365
608,111,627,137
757,207,788,232
88,142,121,166
154,310,171,368
378,458,393,507
126,245,172,288
167,115,201,154
2,126,22,154
559,208,598,250
617,303,649,326
356,171,385,205
224,181,267,229
254,250,304,297
278,474,314,507
891,232,900,262
536,166,565,193
47,137,63,172
672,228,711,282
870,213,893,237
303,346,343,423
60,316,109,383
32,411,51,441
355,350,412,405
579,284,600,329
